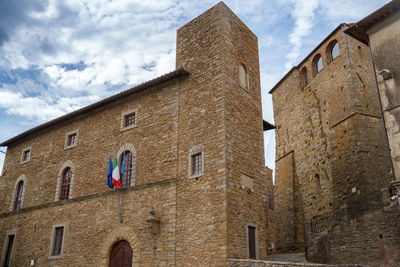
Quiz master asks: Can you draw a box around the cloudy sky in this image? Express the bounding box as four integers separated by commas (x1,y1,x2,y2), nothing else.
0,0,390,175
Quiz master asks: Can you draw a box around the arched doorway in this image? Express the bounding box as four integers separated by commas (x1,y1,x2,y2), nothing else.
109,240,133,267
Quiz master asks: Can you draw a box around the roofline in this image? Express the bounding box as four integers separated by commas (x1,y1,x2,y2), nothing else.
344,0,400,45
0,66,189,147
269,24,347,94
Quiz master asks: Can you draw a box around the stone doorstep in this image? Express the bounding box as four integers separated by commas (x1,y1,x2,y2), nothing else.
227,259,366,267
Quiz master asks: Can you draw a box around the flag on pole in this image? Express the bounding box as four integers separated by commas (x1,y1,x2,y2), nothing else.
112,155,122,189
107,156,114,189
121,152,126,177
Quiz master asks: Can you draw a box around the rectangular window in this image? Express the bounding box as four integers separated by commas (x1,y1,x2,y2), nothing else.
4,234,15,267
124,112,135,128
52,227,64,256
21,149,31,163
191,153,202,175
67,133,77,146
248,226,256,259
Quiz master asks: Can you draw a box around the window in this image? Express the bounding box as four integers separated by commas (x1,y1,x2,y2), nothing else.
21,147,31,163
327,40,340,62
64,130,78,149
3,234,15,266
247,225,257,259
192,153,202,175
239,63,249,90
50,224,65,259
188,145,204,179
120,110,138,132
124,113,135,128
60,168,72,201
313,54,323,76
67,133,76,146
120,151,133,188
300,67,308,87
13,181,24,211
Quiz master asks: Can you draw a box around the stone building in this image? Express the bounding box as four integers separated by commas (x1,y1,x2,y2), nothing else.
0,3,274,266
345,0,400,182
270,15,400,265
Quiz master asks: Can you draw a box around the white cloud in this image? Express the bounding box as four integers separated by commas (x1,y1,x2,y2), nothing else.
285,0,319,70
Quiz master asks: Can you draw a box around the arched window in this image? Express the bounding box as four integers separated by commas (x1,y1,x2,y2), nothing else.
120,151,133,188
60,168,72,200
313,54,323,76
14,181,24,211
329,41,340,62
239,63,249,89
300,67,308,87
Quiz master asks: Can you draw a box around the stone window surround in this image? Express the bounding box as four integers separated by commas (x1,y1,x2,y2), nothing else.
116,143,137,187
312,54,323,76
20,146,32,164
238,60,250,91
64,129,79,150
120,109,138,132
49,223,66,259
188,144,205,179
246,223,259,260
326,39,340,63
0,229,17,266
55,161,75,201
10,174,27,211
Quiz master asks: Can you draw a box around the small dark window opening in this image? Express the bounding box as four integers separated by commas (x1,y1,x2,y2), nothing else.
120,151,133,188
191,153,202,175
60,168,72,200
248,226,256,259
124,113,135,128
23,150,30,162
315,173,321,189
52,226,64,256
67,133,77,146
301,67,308,87
13,181,24,211
4,234,15,267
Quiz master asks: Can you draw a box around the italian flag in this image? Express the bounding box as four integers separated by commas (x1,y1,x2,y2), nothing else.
112,156,122,189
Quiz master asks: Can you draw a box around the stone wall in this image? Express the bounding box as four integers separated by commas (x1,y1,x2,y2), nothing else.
271,24,395,263
227,259,364,267
0,2,269,266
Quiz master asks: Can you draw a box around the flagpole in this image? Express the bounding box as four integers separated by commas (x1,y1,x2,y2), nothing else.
116,189,123,223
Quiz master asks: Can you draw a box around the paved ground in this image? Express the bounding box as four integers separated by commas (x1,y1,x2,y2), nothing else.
267,253,307,263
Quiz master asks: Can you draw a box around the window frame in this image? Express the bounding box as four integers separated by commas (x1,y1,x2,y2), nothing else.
188,145,205,179
327,40,340,63
238,63,250,90
55,161,75,202
246,223,258,260
59,168,72,201
20,147,32,164
0,229,17,267
10,175,26,212
64,130,79,150
313,54,323,76
120,109,138,132
49,223,66,259
120,150,133,189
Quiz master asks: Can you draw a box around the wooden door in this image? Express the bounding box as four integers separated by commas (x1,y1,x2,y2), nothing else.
109,240,132,267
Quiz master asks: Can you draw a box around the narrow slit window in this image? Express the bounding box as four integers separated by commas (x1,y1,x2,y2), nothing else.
192,153,202,175
51,226,64,256
60,168,72,200
248,226,256,259
4,234,15,266
13,181,24,211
